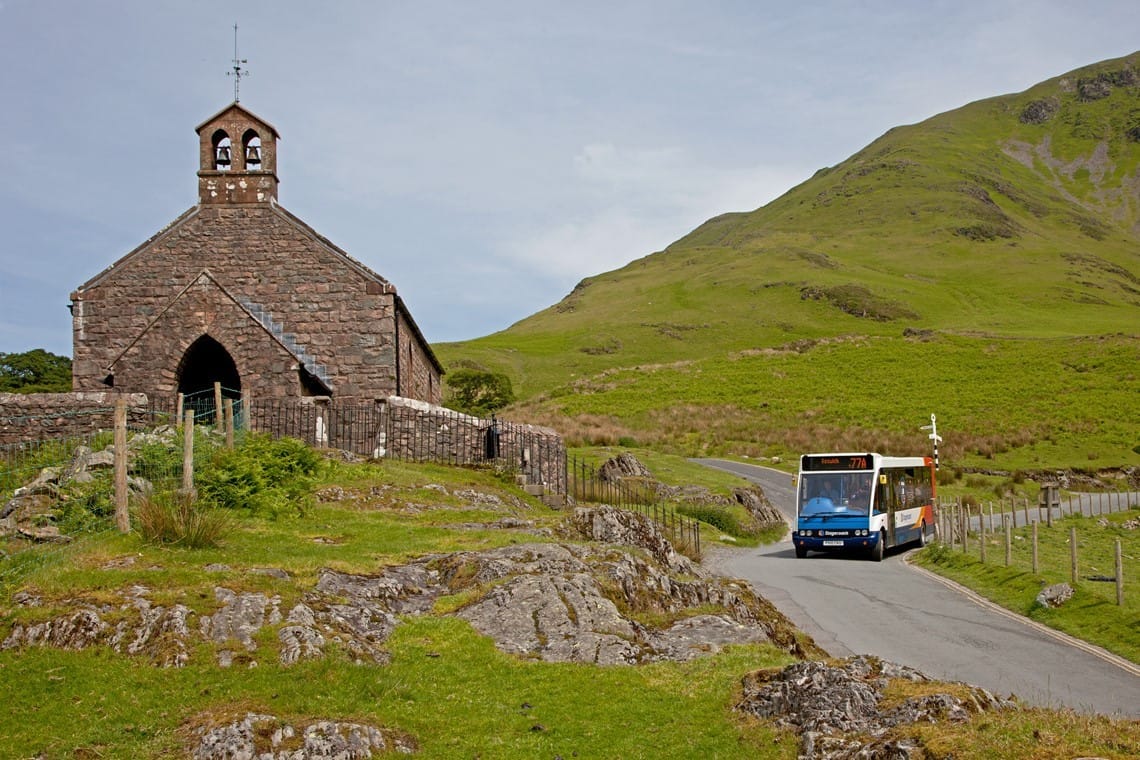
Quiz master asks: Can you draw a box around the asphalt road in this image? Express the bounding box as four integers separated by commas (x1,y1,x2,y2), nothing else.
694,458,1140,717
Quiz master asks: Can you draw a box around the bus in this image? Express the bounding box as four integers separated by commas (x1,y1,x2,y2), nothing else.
792,452,936,561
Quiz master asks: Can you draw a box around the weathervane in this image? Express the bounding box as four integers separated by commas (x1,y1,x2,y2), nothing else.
227,24,249,102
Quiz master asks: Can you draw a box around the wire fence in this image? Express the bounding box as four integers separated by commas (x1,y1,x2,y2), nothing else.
937,495,1139,606
0,407,192,597
568,454,701,558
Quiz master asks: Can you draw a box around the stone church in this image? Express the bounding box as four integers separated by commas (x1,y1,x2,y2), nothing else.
69,102,443,407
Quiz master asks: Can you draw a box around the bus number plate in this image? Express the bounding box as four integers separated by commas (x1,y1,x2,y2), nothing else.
822,540,844,547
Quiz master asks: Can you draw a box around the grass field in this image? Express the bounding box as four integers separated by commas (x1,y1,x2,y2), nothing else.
4,454,1139,758
438,53,1140,474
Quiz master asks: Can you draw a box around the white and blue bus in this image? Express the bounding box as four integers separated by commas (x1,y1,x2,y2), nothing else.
792,452,937,561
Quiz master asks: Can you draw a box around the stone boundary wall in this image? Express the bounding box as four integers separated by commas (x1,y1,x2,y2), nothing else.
0,392,150,446
381,397,567,494
0,392,567,496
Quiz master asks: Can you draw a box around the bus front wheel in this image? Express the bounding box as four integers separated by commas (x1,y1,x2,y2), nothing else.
870,532,885,562
795,544,807,558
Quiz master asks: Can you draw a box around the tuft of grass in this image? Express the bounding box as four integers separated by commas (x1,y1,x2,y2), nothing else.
135,490,232,549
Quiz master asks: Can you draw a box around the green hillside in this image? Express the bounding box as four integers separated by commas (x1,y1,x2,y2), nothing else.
439,53,1140,470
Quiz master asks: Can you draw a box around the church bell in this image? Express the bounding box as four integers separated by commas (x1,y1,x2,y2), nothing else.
215,145,232,166
245,145,261,164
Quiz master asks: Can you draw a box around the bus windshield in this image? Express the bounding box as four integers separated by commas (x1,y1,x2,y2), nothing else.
798,472,874,516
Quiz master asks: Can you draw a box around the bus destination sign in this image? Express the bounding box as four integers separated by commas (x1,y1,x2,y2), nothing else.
801,454,874,472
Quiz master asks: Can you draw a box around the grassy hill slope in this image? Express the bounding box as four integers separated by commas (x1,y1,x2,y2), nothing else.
439,54,1140,470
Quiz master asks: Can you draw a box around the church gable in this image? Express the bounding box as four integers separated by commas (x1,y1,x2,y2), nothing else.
107,272,329,399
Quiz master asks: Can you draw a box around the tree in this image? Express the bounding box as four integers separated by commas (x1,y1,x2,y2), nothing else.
0,349,72,393
445,368,515,416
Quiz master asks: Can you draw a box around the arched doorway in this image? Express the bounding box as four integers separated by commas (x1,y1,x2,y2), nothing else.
177,335,241,422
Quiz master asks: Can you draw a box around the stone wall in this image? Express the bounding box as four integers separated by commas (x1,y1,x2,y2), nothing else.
0,392,150,446
396,306,442,405
241,395,566,495
380,398,566,494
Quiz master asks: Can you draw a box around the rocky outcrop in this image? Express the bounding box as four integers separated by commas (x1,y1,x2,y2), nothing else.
191,712,416,758
4,586,194,667
737,655,1016,759
598,452,653,481
1019,97,1059,124
2,509,818,668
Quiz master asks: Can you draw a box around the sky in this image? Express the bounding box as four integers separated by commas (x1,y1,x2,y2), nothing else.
2,1,1138,357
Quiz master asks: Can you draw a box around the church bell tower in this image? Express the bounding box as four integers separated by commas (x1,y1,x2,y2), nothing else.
195,103,280,205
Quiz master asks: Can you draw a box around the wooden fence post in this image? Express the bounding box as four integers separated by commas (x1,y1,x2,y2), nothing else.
979,517,987,564
214,382,223,428
1116,539,1124,606
961,501,969,554
1022,497,1030,530
183,410,195,494
114,398,129,533
224,399,235,449
1069,527,1078,585
1032,522,1039,575
1004,516,1012,566
176,393,184,430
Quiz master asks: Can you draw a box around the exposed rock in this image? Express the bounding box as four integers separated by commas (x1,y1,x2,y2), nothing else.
250,567,291,580
191,712,416,759
598,452,653,482
450,538,816,664
2,511,816,669
1035,583,1074,608
565,505,694,573
199,588,282,665
1019,97,1059,124
17,525,71,543
737,655,1016,759
733,487,785,526
278,604,326,666
457,572,642,664
2,586,193,666
1079,77,1113,101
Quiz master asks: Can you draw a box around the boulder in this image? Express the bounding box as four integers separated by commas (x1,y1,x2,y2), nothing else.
1035,583,1074,609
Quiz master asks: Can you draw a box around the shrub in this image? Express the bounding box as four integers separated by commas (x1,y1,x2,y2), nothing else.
195,434,321,518
54,474,115,534
676,504,759,539
136,490,231,548
444,369,515,416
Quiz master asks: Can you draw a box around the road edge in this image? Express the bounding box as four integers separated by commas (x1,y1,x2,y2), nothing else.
904,554,1140,679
